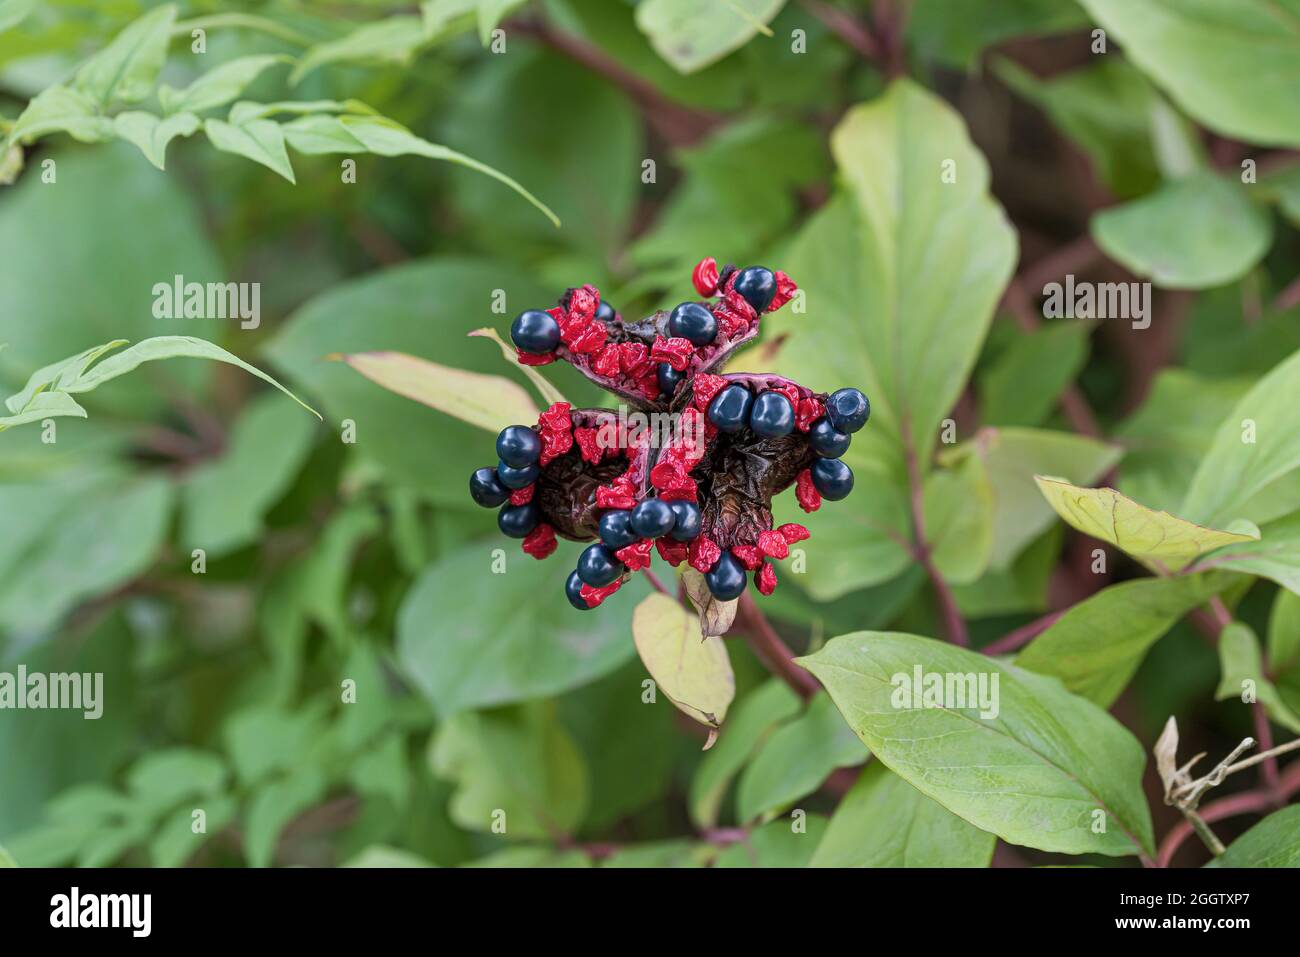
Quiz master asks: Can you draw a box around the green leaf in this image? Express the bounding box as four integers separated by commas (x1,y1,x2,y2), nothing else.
688,679,802,828
1215,623,1300,734
289,16,426,85
632,593,735,730
954,428,1119,569
0,0,35,32
244,768,327,867
280,114,366,155
74,4,177,106
5,85,113,147
158,55,289,115
1192,510,1300,595
223,705,328,787
0,391,87,432
1092,173,1271,289
429,701,589,840
1182,345,1300,526
770,80,1017,474
204,116,296,182
336,350,539,435
342,846,435,868
126,748,227,816
979,322,1092,428
800,632,1156,857
1016,573,1232,707
712,816,828,867
735,692,868,822
397,546,644,716
810,762,995,867
907,0,1087,69
1034,476,1257,573
0,844,15,867
1077,0,1300,148
680,566,739,638
149,795,237,868
112,110,199,170
923,450,993,584
181,393,319,558
636,0,785,74
1268,588,1300,675
1208,804,1300,868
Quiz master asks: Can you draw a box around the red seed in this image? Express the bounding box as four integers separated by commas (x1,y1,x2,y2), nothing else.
574,427,603,464
650,335,695,371
655,538,689,566
568,284,600,323
592,343,621,377
596,485,636,509
769,271,797,311
778,523,810,544
618,341,651,377
796,469,822,513
691,373,727,410
757,529,789,560
731,545,762,571
616,539,654,571
757,562,778,595
509,484,535,505
688,535,722,574
795,396,822,432
521,523,556,560
517,350,557,366
570,321,607,354
692,256,720,297
581,578,624,608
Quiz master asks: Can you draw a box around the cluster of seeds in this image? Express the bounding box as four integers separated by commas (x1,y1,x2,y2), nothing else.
467,258,870,611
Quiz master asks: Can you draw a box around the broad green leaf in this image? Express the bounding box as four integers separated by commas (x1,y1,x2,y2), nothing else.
1034,476,1257,573
636,0,785,74
600,839,710,868
800,632,1156,857
463,847,591,867
149,795,237,868
280,114,366,155
0,0,34,32
1260,163,1300,227
1208,805,1300,868
467,327,566,407
688,679,802,828
1016,573,1232,707
1116,369,1252,513
770,80,1017,474
290,16,426,84
337,350,538,435
1077,0,1300,148
181,393,319,558
1215,623,1300,734
342,846,435,868
112,110,199,170
1192,510,1300,596
0,391,86,432
632,593,735,730
735,692,868,822
0,844,14,867
907,0,1087,68
244,768,327,867
979,322,1092,428
204,117,296,182
1268,588,1300,675
0,475,174,635
954,429,1119,569
810,762,995,867
74,5,177,106
994,57,1163,198
429,701,589,840
923,450,993,584
223,705,328,787
1092,173,1271,289
158,55,289,115
397,546,645,716
952,526,1060,618
5,84,112,146
126,748,227,815
712,816,828,867
1183,345,1300,526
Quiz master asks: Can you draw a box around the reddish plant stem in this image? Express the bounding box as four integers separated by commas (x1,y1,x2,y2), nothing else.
735,592,820,700
1157,760,1300,866
983,610,1064,656
1273,274,1300,312
1252,701,1284,799
903,436,969,646
799,0,882,61
642,568,670,596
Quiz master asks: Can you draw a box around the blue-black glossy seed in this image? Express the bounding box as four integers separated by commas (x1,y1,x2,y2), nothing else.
510,309,561,354
825,388,870,434
668,302,718,346
577,543,624,587
810,458,854,500
668,500,701,541
809,417,851,458
707,384,753,433
595,300,616,323
598,509,640,549
565,570,591,610
469,467,510,507
705,552,747,600
497,460,539,489
733,266,777,313
496,425,541,468
748,391,794,438
631,498,676,539
498,503,539,538
657,362,684,397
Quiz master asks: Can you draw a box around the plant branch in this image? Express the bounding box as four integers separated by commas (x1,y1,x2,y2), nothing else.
735,592,820,700
983,610,1064,656
1157,759,1300,866
903,435,968,646
798,0,882,61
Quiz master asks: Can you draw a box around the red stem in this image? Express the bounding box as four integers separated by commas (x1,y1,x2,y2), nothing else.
983,610,1064,656
903,435,968,646
735,592,820,700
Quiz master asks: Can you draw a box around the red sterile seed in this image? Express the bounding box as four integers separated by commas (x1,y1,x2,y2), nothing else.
509,484,535,506
723,288,758,325
769,271,797,311
570,321,608,354
771,382,801,409
618,341,651,376
713,302,750,338
521,523,557,560
778,523,810,544
581,578,624,608
731,545,763,571
796,469,822,513
650,336,695,371
568,284,599,323
658,479,697,503
688,535,722,574
757,562,778,595
539,404,573,466
638,373,661,401
616,539,655,571
517,350,557,366
539,402,572,431
757,529,789,560
692,373,727,410
795,397,823,432
592,343,621,377
596,485,637,509
692,256,720,297
574,427,603,464
656,538,689,566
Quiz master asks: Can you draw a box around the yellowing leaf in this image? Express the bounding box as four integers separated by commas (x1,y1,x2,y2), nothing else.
680,566,738,638
632,593,735,729
337,350,538,433
467,327,566,407
1034,475,1257,572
